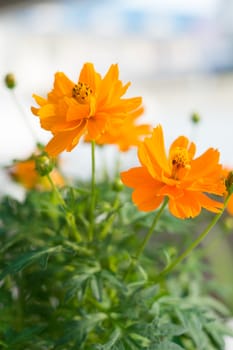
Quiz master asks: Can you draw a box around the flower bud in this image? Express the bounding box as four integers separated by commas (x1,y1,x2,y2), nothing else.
225,171,233,195
4,73,16,89
35,153,55,177
112,178,124,192
191,112,201,124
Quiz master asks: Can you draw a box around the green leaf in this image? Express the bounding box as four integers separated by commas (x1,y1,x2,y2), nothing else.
129,332,150,347
0,340,8,348
4,326,45,345
64,273,90,302
154,340,185,350
176,309,207,350
193,296,231,316
97,328,122,350
205,321,233,350
158,323,186,337
101,270,127,292
90,274,103,301
0,246,63,278
139,284,160,301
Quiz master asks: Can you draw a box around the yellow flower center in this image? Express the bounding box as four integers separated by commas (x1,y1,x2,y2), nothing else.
170,147,191,180
72,82,92,104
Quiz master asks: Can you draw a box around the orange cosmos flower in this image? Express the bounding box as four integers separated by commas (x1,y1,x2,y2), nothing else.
31,63,143,156
8,158,65,191
91,107,152,151
121,125,225,219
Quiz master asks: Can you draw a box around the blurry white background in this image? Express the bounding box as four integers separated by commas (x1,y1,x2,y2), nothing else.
0,0,233,193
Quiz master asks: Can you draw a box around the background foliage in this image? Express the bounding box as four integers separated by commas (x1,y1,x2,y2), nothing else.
0,176,233,349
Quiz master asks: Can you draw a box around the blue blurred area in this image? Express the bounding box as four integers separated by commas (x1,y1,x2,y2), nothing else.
1,0,232,75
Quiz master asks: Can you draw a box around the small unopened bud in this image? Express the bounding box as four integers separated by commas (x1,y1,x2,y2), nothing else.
191,112,201,124
225,171,233,195
112,178,124,192
4,73,16,89
35,154,55,177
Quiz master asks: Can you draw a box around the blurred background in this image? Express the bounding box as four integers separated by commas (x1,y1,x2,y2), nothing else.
1,0,233,184
0,1,233,346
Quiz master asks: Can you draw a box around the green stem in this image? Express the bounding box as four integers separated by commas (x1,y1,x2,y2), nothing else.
155,194,231,282
124,197,168,280
100,195,120,239
47,173,66,207
89,140,96,241
46,173,81,242
11,90,38,142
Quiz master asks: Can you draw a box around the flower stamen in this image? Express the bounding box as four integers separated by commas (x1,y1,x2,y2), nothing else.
170,147,191,180
72,82,92,104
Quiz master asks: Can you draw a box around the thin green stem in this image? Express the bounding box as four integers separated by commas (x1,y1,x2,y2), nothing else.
46,173,66,207
11,90,38,142
89,140,96,241
100,195,120,239
46,173,81,242
124,197,168,280
155,194,231,283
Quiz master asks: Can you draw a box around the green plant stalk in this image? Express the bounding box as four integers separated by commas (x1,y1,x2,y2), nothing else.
88,140,96,241
124,197,168,280
11,90,38,142
155,194,231,282
46,173,81,242
100,195,120,239
47,173,66,207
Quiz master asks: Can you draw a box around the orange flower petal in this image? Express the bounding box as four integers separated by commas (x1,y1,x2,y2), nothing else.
138,125,170,179
32,94,47,108
45,123,86,156
121,167,164,211
37,104,56,119
78,62,101,92
190,148,220,179
87,116,107,140
66,102,90,121
168,191,202,218
48,72,74,101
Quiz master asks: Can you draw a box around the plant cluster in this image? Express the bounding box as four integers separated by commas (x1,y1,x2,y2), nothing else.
1,65,233,349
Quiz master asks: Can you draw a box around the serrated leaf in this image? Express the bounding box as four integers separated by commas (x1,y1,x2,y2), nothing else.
5,325,45,345
90,275,103,301
193,296,231,316
55,315,107,348
204,322,225,350
159,323,186,337
139,285,159,301
101,269,127,292
155,340,185,350
0,245,62,278
129,332,150,347
38,252,49,269
176,309,207,350
97,328,122,350
64,274,90,302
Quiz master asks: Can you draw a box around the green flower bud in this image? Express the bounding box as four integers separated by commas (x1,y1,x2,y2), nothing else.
35,154,55,177
191,112,201,124
112,178,124,192
4,73,16,89
225,171,233,195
